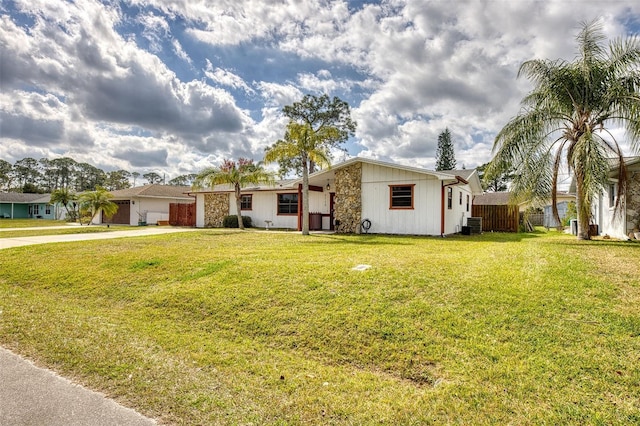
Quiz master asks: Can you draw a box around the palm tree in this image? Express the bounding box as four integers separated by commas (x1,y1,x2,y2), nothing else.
192,159,274,230
488,20,640,239
50,188,77,221
264,121,338,235
78,187,118,225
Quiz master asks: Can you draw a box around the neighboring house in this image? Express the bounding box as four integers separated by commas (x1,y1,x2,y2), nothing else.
587,156,640,239
191,157,483,236
541,192,576,228
100,184,194,225
0,193,61,219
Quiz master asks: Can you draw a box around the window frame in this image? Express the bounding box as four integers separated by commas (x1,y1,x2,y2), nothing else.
466,194,470,212
608,183,616,208
240,194,253,211
389,184,415,210
447,187,453,210
277,193,298,215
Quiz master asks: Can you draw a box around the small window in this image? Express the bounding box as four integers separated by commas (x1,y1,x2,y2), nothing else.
459,191,463,205
45,205,51,215
240,194,252,210
466,194,470,212
447,187,453,210
608,183,616,208
389,185,415,209
32,205,39,215
278,193,298,215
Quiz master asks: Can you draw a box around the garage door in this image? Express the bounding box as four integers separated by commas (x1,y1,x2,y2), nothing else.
104,200,131,224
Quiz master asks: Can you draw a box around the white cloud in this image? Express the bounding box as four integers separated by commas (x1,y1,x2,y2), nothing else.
204,60,255,94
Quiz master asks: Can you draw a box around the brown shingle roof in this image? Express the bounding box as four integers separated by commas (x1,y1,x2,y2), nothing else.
0,193,51,203
473,192,514,205
109,184,193,199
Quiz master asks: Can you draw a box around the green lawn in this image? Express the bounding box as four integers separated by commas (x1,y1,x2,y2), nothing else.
1,230,638,425
0,218,68,228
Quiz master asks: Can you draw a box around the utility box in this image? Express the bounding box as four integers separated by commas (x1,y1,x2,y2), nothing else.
467,217,482,234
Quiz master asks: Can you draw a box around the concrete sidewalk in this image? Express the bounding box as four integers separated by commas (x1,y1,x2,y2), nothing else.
0,226,198,250
0,347,157,425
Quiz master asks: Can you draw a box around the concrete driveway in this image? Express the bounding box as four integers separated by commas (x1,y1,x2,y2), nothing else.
0,347,157,425
0,225,199,250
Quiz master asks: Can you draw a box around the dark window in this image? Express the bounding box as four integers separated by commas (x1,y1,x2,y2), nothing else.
390,185,414,209
45,205,51,215
466,194,470,212
459,191,463,205
240,194,252,210
609,183,616,208
447,187,453,209
278,193,298,214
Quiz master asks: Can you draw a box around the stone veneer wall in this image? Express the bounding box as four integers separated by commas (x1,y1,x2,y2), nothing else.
334,162,362,233
625,171,640,234
204,193,229,227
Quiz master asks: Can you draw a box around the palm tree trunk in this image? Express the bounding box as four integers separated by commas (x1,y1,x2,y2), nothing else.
302,159,310,235
235,184,244,230
575,171,590,240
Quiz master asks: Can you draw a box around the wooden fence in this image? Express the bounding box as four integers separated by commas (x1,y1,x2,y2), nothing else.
471,205,519,232
169,203,196,227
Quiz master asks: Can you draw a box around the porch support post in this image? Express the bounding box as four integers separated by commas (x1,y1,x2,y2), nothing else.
297,184,302,231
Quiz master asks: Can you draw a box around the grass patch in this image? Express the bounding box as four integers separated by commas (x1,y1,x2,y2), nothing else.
0,230,639,424
0,225,131,238
0,218,68,228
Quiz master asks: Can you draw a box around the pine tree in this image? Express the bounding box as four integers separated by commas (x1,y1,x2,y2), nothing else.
435,128,456,171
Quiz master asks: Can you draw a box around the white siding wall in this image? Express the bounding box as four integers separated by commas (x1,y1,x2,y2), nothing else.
132,197,192,225
230,191,298,229
360,163,442,235
359,163,474,235
593,186,626,239
444,186,473,235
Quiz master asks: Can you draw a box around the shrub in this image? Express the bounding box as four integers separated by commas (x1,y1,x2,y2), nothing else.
223,215,252,228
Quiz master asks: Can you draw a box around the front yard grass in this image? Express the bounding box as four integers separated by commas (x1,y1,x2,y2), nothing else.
0,230,639,424
0,218,67,228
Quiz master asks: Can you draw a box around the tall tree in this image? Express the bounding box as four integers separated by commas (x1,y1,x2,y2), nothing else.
477,162,514,192
488,21,640,239
435,129,456,171
74,162,106,192
265,122,337,235
193,159,274,230
168,174,197,186
105,170,132,190
131,171,140,186
266,94,356,234
78,187,118,225
0,159,13,191
143,172,163,184
13,157,41,189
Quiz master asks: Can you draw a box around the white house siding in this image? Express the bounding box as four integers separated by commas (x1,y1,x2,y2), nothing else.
131,197,192,225
592,185,626,239
360,163,443,235
230,191,299,229
445,186,473,235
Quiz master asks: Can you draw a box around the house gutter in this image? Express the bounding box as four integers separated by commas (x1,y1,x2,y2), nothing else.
440,176,469,237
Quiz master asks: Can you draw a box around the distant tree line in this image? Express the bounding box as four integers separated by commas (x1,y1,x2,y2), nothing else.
0,157,196,193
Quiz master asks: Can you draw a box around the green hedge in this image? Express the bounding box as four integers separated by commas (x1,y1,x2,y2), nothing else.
223,215,253,228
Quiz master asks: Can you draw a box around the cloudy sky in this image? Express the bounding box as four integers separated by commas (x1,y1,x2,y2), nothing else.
1,0,639,182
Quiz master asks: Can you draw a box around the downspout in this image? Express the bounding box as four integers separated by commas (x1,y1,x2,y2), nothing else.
440,176,469,237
